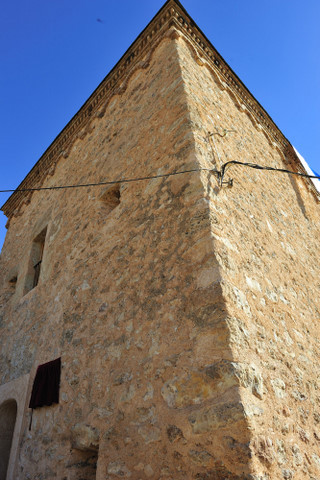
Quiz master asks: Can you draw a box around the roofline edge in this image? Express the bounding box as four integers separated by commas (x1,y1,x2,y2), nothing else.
3,0,318,221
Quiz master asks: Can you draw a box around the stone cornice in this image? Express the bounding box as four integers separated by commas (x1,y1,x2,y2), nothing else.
2,0,318,221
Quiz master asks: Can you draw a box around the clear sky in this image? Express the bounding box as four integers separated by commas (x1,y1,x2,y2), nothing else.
1,0,319,251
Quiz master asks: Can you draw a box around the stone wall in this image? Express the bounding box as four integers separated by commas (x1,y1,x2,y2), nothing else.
0,34,247,480
175,33,320,479
0,13,319,480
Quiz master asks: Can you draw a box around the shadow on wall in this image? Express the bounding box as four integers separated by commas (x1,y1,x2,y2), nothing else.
288,172,309,220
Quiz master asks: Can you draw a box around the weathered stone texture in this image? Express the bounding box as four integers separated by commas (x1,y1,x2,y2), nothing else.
0,35,247,479
0,3,319,480
175,33,320,479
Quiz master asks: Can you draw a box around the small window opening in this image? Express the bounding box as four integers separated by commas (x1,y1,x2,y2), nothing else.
9,275,17,288
100,184,120,209
98,185,120,222
32,227,47,288
24,227,47,294
33,259,42,289
5,272,18,299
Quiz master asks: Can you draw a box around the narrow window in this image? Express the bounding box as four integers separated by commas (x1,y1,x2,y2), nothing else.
33,248,44,288
24,227,47,293
32,227,47,288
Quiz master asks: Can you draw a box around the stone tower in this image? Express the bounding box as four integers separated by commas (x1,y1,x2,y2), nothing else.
0,1,319,479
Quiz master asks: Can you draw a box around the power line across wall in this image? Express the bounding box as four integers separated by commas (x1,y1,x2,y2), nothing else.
0,162,319,194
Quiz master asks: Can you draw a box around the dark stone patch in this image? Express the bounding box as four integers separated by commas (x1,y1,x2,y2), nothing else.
173,450,183,459
66,455,97,469
61,329,74,346
222,436,252,463
194,461,254,480
114,334,127,346
189,402,246,434
167,425,184,443
113,372,132,385
189,449,213,465
204,360,234,381
63,312,83,325
98,303,108,312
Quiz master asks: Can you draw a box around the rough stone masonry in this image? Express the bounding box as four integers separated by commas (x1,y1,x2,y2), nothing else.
0,1,319,479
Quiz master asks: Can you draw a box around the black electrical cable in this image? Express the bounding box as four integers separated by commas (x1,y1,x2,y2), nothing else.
0,168,212,194
1,162,319,195
219,160,320,185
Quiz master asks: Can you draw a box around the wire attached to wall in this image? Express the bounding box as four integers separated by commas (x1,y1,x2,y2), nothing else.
0,168,212,194
217,160,320,187
1,125,320,197
207,128,320,188
0,163,319,195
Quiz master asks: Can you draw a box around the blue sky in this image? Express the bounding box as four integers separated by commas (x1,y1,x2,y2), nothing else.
1,0,319,250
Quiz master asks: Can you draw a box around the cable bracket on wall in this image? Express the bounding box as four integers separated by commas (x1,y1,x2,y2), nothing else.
209,169,233,188
207,128,237,187
210,160,320,189
208,128,237,138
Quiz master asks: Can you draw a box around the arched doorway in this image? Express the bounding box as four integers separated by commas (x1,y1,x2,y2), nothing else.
0,399,17,480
